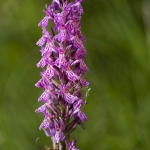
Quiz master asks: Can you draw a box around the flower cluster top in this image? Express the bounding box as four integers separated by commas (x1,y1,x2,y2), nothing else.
35,0,89,149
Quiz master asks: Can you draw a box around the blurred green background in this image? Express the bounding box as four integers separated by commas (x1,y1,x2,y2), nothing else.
1,0,150,150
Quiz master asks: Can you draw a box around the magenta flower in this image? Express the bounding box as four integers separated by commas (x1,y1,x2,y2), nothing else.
36,0,89,149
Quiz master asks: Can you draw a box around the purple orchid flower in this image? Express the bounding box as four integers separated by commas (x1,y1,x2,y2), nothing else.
36,0,90,149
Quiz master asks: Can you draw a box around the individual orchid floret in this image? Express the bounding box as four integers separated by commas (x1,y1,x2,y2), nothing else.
35,0,90,149
68,140,80,150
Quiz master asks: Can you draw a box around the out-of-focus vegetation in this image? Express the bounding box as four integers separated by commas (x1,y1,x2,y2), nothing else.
1,0,150,150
